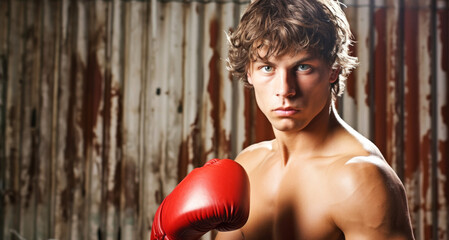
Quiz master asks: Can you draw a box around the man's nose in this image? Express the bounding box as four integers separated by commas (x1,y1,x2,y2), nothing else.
276,70,296,97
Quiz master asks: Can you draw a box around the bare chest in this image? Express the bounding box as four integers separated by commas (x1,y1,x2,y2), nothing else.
241,161,344,240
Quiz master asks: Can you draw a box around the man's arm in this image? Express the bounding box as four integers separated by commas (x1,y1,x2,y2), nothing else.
330,156,415,240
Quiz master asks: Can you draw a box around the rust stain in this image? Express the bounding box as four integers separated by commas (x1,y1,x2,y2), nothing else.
385,3,402,169
439,5,448,74
373,7,387,157
178,116,201,182
61,53,85,221
439,98,448,206
102,70,112,155
438,5,449,225
122,160,139,211
243,82,273,145
421,131,433,240
82,48,103,157
102,68,121,209
254,103,274,143
111,78,124,209
243,88,273,145
102,65,112,206
178,137,189,182
206,17,223,159
403,7,420,178
385,77,394,165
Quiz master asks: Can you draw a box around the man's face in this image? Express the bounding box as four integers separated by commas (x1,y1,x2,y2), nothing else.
247,49,337,133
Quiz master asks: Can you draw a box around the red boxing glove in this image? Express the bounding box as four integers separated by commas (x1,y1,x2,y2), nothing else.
151,159,250,240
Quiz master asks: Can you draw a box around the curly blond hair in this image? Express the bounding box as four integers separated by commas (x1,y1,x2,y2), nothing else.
227,0,358,97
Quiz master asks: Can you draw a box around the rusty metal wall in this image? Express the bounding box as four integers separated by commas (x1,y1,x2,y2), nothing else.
0,0,447,240
341,0,449,239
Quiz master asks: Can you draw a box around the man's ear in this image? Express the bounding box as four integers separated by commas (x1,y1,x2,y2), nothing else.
330,68,340,83
247,72,253,85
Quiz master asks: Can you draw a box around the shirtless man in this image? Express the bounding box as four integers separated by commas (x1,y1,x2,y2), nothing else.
151,0,415,239
215,0,415,239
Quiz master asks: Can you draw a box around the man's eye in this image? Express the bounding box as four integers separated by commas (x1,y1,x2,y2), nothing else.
297,64,311,71
261,66,273,73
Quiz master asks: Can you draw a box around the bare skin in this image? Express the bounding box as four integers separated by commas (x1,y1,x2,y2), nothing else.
216,50,414,240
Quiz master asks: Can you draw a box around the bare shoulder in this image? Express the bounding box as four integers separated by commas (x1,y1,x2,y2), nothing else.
234,140,275,172
327,155,414,239
331,155,400,187
328,155,404,206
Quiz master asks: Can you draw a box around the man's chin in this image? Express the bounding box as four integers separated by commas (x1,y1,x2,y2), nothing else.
271,121,306,133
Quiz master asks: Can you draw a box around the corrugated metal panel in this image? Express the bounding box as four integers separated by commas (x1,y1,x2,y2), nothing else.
0,0,448,240
436,1,449,238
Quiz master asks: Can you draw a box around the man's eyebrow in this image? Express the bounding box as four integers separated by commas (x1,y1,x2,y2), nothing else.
252,58,271,64
292,54,319,64
253,54,318,65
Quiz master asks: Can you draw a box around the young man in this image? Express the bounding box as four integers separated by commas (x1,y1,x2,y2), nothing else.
216,0,415,239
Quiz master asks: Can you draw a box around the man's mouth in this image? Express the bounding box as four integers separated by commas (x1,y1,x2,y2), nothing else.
273,107,300,116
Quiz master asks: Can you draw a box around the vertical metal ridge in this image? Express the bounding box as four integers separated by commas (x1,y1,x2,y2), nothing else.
396,0,405,181
369,0,375,141
49,0,63,237
0,0,11,238
100,1,114,239
430,0,439,239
